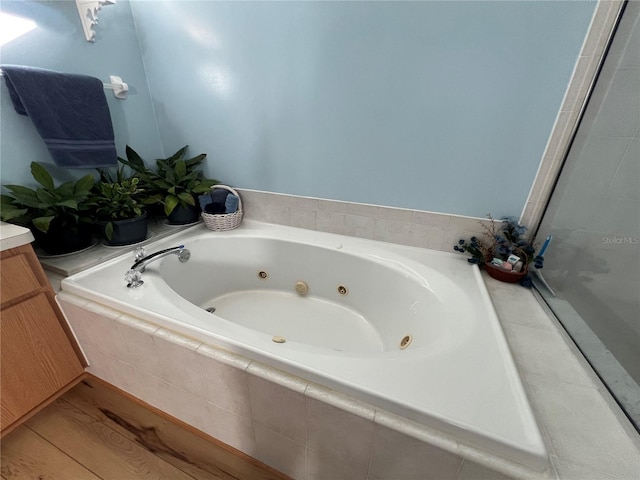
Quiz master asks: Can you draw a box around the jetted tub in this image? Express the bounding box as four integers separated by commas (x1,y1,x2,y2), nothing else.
62,219,547,470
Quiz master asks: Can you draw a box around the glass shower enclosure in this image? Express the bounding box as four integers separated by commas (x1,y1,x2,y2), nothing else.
535,1,639,430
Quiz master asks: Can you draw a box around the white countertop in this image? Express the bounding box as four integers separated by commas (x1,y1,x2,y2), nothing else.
0,222,35,252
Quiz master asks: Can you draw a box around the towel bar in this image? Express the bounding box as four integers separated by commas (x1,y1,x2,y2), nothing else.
0,69,127,99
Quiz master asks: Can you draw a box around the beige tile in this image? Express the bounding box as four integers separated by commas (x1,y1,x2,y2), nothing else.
203,401,257,454
501,322,593,386
374,219,411,244
196,346,252,417
152,329,206,396
59,299,98,348
247,373,306,444
519,202,545,233
560,55,601,114
253,423,306,480
526,376,640,479
107,358,140,397
290,207,317,230
306,396,375,472
236,189,269,204
243,201,267,221
135,371,169,412
264,204,291,225
84,349,116,385
89,312,128,359
411,210,452,227
551,456,617,480
378,205,414,223
345,202,380,218
368,425,463,480
457,460,515,480
318,199,349,213
263,192,292,206
526,155,558,207
406,223,446,250
374,410,459,457
484,277,556,332
305,383,375,421
345,214,376,240
581,0,624,56
306,447,368,480
290,195,319,210
137,373,210,436
114,316,161,376
138,374,208,434
165,386,213,434
542,111,580,163
316,211,345,234
137,372,173,414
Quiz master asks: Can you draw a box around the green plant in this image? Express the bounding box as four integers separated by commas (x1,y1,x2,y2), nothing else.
89,167,146,240
453,214,544,286
0,162,94,233
118,145,218,216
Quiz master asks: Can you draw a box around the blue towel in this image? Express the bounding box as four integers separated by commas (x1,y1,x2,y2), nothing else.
225,194,239,213
204,189,230,214
1,65,117,168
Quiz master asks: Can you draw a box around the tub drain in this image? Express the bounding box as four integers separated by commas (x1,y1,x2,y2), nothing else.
400,335,412,349
205,307,216,313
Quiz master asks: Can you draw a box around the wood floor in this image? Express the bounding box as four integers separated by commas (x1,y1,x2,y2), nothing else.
0,377,289,480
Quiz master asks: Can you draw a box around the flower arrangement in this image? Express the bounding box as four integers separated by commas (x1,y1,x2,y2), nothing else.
453,214,544,286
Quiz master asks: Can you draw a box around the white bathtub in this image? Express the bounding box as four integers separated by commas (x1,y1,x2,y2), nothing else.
62,220,547,471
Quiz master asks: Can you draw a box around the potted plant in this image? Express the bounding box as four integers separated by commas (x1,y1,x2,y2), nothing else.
119,145,219,225
89,167,148,246
1,162,95,255
453,214,544,286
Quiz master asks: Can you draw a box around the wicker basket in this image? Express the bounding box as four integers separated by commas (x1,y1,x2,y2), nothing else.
201,185,243,231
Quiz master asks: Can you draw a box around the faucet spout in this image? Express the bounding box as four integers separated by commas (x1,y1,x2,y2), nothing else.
130,245,191,273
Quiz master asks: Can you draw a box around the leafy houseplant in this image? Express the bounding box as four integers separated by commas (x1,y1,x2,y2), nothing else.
89,167,148,245
1,162,95,255
119,145,219,224
454,214,544,286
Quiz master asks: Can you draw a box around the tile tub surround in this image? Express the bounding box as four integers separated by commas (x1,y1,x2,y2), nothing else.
56,278,640,480
237,188,497,251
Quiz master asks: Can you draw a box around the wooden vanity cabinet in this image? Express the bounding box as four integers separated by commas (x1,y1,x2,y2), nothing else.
1,244,86,436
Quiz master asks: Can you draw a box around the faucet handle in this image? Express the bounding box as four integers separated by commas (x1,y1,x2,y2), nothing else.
133,247,147,262
125,269,144,288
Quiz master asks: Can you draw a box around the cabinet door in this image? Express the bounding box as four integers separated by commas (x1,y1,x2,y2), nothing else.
0,292,85,429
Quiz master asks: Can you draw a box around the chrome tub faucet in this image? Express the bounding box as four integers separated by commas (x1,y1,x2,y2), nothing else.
125,245,190,288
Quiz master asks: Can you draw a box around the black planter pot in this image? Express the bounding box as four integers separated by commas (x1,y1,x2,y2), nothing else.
32,220,94,255
98,212,148,246
167,204,200,225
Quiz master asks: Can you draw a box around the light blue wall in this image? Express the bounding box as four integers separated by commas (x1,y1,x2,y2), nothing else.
0,0,162,187
131,0,596,218
0,1,596,219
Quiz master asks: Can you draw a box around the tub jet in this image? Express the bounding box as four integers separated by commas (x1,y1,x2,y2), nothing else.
295,281,309,296
205,307,216,313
